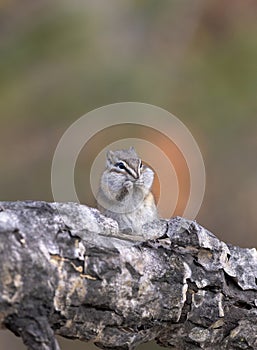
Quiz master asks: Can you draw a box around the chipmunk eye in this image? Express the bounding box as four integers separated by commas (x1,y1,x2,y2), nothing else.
115,162,126,170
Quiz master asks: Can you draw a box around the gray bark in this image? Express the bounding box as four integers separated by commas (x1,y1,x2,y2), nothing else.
0,201,257,350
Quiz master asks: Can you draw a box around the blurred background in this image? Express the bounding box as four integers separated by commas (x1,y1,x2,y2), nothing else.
1,0,257,349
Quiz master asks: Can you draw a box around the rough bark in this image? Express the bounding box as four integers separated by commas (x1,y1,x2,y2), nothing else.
0,201,257,350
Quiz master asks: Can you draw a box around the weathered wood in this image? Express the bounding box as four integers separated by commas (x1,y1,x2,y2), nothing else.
0,201,257,350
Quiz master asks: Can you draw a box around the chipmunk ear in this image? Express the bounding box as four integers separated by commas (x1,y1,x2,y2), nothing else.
129,146,136,153
129,146,138,157
106,150,114,162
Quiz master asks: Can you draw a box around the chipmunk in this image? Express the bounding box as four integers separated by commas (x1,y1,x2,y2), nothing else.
96,147,158,233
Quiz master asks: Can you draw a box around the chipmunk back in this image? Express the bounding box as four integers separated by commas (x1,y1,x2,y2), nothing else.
96,147,158,233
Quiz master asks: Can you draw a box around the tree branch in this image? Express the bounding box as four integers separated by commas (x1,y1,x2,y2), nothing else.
0,201,257,350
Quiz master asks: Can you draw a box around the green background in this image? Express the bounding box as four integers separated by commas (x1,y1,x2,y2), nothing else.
1,1,257,349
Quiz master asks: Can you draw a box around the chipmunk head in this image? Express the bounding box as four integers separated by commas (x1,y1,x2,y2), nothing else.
106,147,143,180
